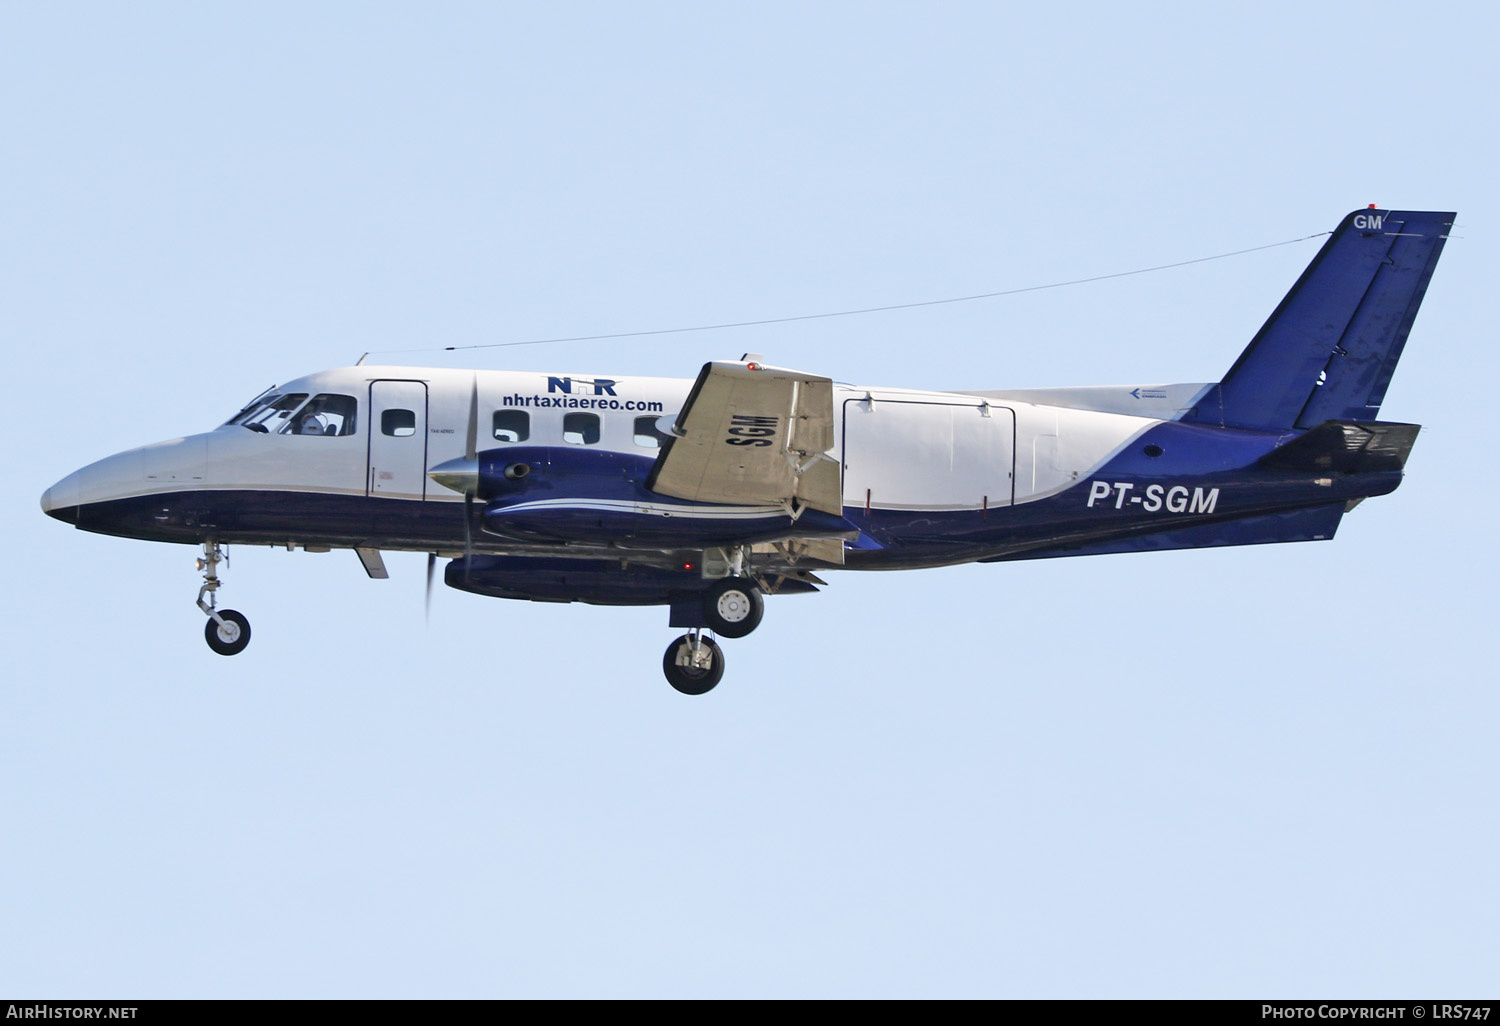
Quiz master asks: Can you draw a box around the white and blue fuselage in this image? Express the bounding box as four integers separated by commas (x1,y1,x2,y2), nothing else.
39,364,1393,570
38,208,1452,690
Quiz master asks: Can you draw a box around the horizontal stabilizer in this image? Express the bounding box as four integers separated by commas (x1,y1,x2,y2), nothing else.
1257,420,1420,475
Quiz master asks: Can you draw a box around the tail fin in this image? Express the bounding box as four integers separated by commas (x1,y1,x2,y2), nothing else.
1183,208,1454,431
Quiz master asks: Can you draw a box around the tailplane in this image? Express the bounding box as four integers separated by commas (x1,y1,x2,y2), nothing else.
1256,420,1420,474
1183,208,1453,431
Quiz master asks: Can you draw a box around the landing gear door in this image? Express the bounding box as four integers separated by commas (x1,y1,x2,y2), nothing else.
367,380,429,499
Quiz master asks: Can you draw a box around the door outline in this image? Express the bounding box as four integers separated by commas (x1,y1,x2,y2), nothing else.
366,379,430,499
841,397,1017,510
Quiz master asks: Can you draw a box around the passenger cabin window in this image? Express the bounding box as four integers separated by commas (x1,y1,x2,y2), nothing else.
633,415,673,449
382,409,417,437
239,394,308,433
493,410,529,443
285,394,358,436
563,412,600,445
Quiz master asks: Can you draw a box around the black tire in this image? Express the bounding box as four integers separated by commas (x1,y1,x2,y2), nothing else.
204,609,251,656
702,578,763,639
662,634,724,695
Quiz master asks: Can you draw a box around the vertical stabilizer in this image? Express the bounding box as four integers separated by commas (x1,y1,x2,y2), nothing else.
1183,208,1453,431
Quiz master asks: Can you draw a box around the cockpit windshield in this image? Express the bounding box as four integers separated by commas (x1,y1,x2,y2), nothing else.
225,390,358,436
225,386,279,427
236,393,309,433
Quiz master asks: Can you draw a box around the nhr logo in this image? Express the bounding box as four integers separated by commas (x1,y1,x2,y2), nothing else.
1087,481,1219,514
548,376,618,396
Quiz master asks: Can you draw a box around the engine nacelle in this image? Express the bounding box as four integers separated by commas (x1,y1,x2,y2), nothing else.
473,446,650,502
474,446,854,546
443,554,820,606
444,554,697,606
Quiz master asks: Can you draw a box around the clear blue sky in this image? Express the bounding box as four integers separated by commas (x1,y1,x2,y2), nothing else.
4,1,1496,998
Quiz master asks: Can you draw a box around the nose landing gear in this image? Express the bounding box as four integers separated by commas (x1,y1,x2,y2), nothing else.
197,541,251,656
204,609,251,656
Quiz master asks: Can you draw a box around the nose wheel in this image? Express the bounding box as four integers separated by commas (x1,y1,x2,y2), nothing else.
204,609,251,655
197,541,252,656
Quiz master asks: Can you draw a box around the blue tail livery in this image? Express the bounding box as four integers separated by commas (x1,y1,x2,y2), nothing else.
1183,208,1452,430
40,208,1454,693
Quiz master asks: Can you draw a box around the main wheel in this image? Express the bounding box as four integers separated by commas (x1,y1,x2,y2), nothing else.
204,609,251,656
702,578,763,639
662,634,725,695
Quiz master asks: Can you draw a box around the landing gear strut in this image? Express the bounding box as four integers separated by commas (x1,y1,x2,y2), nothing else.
663,630,724,695
660,550,768,693
197,541,251,656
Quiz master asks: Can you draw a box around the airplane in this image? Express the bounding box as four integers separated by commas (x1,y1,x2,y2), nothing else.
40,207,1452,694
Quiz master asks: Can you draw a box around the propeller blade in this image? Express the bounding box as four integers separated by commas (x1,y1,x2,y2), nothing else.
463,492,474,581
425,552,436,624
464,375,479,463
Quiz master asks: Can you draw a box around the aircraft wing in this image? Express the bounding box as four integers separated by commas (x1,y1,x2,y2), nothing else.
646,359,842,515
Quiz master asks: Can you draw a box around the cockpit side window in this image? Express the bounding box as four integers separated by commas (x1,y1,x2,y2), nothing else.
240,394,308,433
283,394,358,436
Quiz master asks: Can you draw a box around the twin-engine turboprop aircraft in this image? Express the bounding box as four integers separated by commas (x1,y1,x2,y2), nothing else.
41,208,1452,693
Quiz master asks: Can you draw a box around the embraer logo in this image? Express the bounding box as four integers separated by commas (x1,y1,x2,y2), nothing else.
1087,481,1219,514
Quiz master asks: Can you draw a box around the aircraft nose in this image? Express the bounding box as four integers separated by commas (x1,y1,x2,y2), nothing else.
41,470,82,524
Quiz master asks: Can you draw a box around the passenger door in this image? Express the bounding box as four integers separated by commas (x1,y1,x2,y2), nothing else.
367,380,429,499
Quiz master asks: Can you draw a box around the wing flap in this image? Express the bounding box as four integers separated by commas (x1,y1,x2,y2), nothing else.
647,360,842,514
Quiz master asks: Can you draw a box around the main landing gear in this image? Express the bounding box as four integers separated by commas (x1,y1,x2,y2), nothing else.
660,569,764,695
663,631,724,695
702,577,763,638
197,541,251,656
